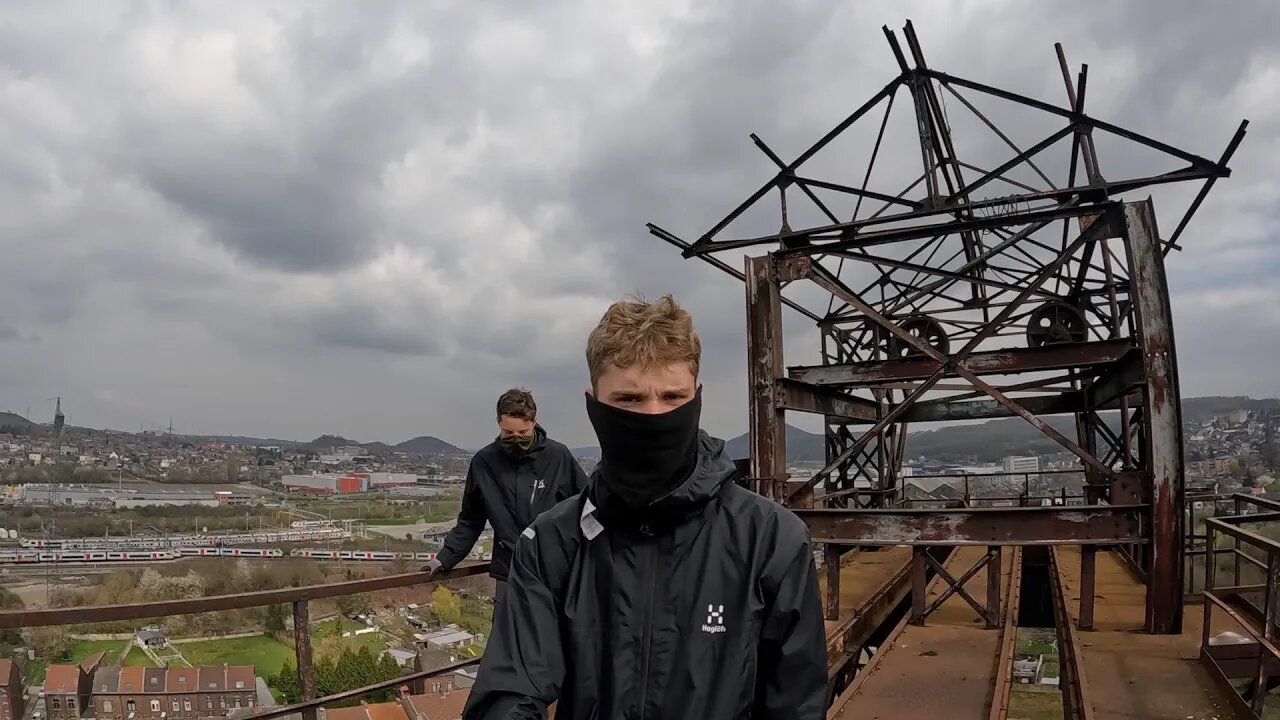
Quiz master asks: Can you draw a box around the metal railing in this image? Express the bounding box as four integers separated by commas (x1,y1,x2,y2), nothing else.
0,562,492,720
1185,492,1280,599
895,470,1089,509
1199,497,1280,719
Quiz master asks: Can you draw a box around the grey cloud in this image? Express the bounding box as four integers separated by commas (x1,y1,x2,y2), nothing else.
0,2,1276,449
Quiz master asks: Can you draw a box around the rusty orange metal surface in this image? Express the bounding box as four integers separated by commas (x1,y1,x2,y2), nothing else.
1054,546,1235,719
820,546,914,670
828,546,1015,719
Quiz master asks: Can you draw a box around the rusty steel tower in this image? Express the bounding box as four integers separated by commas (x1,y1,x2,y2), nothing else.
649,21,1246,636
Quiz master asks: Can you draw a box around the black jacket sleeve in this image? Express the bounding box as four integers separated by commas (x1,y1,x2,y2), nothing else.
755,529,827,719
462,526,564,719
437,460,488,570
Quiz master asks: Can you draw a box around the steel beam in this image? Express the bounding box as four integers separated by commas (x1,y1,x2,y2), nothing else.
775,378,879,422
293,600,317,720
1084,350,1144,409
789,339,1132,386
890,392,1083,424
1123,200,1186,634
794,505,1146,546
745,254,790,503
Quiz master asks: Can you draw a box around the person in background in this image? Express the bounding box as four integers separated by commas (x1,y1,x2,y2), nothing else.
463,295,827,720
423,388,588,619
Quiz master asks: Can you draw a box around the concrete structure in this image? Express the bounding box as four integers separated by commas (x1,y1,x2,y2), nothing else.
90,666,256,720
0,660,22,720
1002,455,1041,480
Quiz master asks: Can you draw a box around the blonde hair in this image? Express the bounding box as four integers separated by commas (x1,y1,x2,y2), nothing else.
586,294,701,386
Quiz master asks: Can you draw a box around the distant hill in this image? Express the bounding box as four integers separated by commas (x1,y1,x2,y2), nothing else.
394,436,467,455
0,411,33,433
1181,396,1280,421
725,425,826,461
309,434,360,450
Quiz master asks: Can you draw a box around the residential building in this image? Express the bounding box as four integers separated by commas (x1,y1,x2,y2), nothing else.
415,626,475,651
92,666,256,720
137,627,167,648
0,660,22,720
43,652,104,720
318,684,470,720
382,649,418,669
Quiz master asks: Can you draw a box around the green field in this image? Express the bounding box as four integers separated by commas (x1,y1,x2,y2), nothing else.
178,636,296,678
66,640,129,665
314,619,390,655
121,647,158,667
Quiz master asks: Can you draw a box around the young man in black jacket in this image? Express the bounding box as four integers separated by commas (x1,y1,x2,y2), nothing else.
423,388,587,618
463,296,827,720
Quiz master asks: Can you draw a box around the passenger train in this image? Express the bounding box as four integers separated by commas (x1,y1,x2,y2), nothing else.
0,546,490,566
18,527,348,550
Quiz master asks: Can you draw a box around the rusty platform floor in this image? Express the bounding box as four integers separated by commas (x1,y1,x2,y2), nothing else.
829,546,1015,720
1054,546,1238,720
819,547,912,639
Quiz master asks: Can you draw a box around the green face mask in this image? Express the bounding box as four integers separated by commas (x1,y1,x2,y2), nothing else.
500,435,534,455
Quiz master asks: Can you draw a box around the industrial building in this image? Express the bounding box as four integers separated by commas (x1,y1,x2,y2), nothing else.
280,472,438,494
17,484,254,509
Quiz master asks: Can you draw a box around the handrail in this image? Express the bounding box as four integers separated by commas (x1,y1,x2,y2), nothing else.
0,563,492,629
1205,514,1280,558
233,658,481,720
0,561,493,720
1201,510,1280,718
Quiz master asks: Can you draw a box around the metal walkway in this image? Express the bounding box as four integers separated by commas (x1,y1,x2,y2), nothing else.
828,546,1020,719
1053,546,1237,719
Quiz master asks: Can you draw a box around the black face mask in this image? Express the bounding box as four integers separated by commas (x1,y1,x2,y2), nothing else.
585,388,702,510
499,434,534,456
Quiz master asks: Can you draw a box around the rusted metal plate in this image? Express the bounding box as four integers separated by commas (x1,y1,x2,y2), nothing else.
1122,200,1186,634
790,339,1132,386
1054,546,1234,719
0,563,491,629
796,505,1146,546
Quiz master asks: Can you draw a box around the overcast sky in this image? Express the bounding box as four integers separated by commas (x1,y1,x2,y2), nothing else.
0,1,1276,450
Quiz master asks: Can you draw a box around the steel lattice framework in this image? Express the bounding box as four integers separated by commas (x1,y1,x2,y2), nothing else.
648,21,1246,635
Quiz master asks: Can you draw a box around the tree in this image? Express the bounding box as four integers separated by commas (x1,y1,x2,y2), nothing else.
0,589,23,645
264,604,287,634
431,585,462,625
272,661,300,704
336,593,371,619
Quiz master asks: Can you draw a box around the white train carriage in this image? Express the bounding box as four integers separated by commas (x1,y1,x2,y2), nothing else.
222,548,283,558
290,549,342,560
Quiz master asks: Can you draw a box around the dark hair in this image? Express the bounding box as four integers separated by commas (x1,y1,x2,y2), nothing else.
496,388,536,421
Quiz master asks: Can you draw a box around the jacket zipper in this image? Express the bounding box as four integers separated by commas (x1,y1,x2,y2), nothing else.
636,524,658,720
